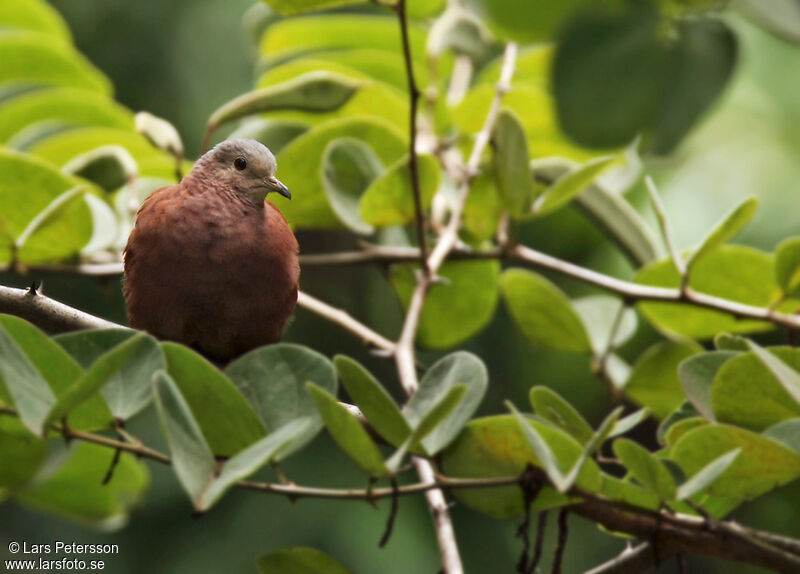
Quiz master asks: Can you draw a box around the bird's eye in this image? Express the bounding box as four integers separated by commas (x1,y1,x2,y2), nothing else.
234,157,247,171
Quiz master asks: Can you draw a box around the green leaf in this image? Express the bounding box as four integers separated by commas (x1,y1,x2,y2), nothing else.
0,324,55,434
508,402,588,493
0,33,110,94
427,5,493,61
257,547,353,574
462,169,501,241
533,156,617,216
0,87,132,143
0,431,47,490
258,0,366,17
359,154,440,227
208,71,362,132
16,441,148,526
441,414,602,518
44,333,156,432
686,197,758,272
664,416,707,447
334,355,410,447
676,449,740,501
552,4,666,148
573,182,661,266
671,424,800,499
747,341,800,405
62,145,137,192
0,150,92,264
712,347,800,431
492,109,536,217
613,438,677,501
391,260,500,349
636,245,782,339
0,315,109,431
609,408,650,439
255,58,408,132
408,384,466,450
0,0,71,41
624,341,700,419
200,418,310,511
156,370,308,510
552,6,737,152
649,18,738,154
388,384,468,472
134,111,183,158
14,185,86,256
477,0,584,43
775,237,800,298
678,351,736,420
260,16,427,69
322,138,382,234
226,344,337,460
763,418,800,455
572,296,638,355
306,382,386,477
162,343,266,457
403,352,487,455
152,370,216,504
454,84,588,161
736,0,800,44
714,333,749,352
529,386,593,445
276,117,406,228
230,119,309,155
501,268,591,353
26,126,165,168
54,328,136,367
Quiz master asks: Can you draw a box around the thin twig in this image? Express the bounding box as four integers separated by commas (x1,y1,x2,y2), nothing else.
394,0,430,274
550,509,569,574
531,512,548,574
585,543,661,574
645,176,686,279
296,291,396,354
2,406,799,572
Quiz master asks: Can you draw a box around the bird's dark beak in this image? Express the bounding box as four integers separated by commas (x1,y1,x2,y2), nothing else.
265,176,291,200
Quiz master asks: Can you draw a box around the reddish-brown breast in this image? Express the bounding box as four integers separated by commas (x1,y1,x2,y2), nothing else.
123,178,299,362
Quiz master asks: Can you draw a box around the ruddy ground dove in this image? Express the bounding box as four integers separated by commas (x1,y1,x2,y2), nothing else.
123,139,298,362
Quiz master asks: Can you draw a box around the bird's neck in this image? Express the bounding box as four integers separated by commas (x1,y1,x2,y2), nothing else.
183,171,265,211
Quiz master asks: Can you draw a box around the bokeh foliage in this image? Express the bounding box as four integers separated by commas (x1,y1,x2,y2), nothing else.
3,0,800,572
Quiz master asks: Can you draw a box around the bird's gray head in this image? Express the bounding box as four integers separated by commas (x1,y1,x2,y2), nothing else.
193,139,290,204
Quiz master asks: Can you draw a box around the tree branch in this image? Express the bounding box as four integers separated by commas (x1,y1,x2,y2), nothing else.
296,291,396,354
585,542,665,574
394,0,429,275
4,403,799,573
0,283,121,332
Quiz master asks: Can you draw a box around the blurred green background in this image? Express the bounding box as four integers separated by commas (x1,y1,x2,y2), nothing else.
2,1,800,572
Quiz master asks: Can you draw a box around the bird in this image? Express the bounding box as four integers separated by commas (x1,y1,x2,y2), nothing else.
123,138,299,362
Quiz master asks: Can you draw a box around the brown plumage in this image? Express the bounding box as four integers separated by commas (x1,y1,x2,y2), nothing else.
123,139,298,362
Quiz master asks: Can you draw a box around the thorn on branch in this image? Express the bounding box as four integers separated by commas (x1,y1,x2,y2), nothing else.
26,281,40,296
379,475,400,548
550,509,569,574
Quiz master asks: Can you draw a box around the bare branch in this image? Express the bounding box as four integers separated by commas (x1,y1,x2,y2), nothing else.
296,291,396,354
394,0,430,274
4,402,799,573
0,284,121,333
585,543,664,574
